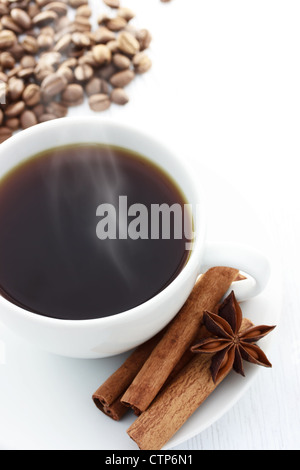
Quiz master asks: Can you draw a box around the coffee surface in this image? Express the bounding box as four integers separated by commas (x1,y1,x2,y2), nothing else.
0,145,191,320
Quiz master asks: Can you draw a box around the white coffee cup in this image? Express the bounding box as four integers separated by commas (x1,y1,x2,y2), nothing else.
0,117,270,358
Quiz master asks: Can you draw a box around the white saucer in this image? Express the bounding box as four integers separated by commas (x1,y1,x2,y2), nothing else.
0,164,282,450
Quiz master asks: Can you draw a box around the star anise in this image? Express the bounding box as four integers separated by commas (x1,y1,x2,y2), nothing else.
191,291,276,383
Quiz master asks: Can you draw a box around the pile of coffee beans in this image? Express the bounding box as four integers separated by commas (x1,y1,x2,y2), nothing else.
0,0,152,143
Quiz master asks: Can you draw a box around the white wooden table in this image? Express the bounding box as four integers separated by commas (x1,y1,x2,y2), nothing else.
1,0,300,450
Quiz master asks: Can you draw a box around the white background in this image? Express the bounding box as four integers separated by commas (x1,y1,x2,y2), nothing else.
94,0,299,450
1,0,300,450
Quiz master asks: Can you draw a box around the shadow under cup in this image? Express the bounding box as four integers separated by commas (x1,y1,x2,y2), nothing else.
0,127,201,323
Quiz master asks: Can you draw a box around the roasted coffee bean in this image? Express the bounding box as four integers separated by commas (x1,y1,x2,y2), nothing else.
69,0,88,8
7,43,24,61
110,69,134,87
85,76,109,96
1,16,23,35
0,4,9,16
9,0,31,10
61,57,77,68
72,31,90,48
7,77,25,101
0,51,15,69
41,72,67,97
44,2,68,16
38,112,57,122
105,16,127,32
117,31,140,56
82,32,94,44
112,53,131,70
20,54,36,68
57,65,73,83
0,30,17,49
88,93,111,112
106,39,119,53
27,3,40,19
5,117,20,131
20,109,37,129
5,100,25,117
78,51,97,66
61,83,84,106
22,35,38,53
73,16,91,32
53,33,72,52
97,62,116,80
0,126,12,143
74,63,93,81
132,52,152,73
54,24,73,40
37,33,54,49
45,101,68,117
7,65,22,79
103,0,120,8
76,5,91,17
136,29,152,51
10,8,32,30
110,87,129,105
34,63,54,81
92,26,115,44
17,67,34,79
32,103,45,119
92,44,111,65
40,26,55,37
35,0,54,7
55,15,72,33
54,27,74,43
85,76,101,96
99,79,110,94
39,51,61,67
32,11,58,26
22,83,41,106
117,7,135,21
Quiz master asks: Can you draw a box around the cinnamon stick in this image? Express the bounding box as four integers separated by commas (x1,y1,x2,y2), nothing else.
92,330,164,420
163,302,226,385
162,324,207,387
127,318,252,450
100,395,128,421
121,267,239,414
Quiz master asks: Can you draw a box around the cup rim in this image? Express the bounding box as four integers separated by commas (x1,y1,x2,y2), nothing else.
0,117,205,328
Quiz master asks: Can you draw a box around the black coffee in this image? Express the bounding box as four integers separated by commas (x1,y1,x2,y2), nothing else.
0,144,192,320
